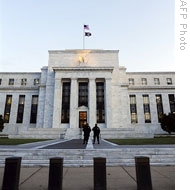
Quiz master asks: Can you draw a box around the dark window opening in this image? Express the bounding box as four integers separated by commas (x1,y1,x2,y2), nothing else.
4,95,12,123
169,94,175,113
96,82,105,123
156,94,163,122
16,95,25,123
61,82,70,123
143,95,151,123
129,95,138,123
78,82,88,107
30,95,38,123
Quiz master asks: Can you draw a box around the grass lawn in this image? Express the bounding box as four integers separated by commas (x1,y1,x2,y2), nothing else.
0,138,51,145
106,136,175,145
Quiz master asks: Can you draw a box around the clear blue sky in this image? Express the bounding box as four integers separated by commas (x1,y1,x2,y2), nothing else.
0,0,174,72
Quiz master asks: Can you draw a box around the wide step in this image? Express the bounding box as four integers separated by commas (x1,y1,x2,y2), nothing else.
0,148,175,167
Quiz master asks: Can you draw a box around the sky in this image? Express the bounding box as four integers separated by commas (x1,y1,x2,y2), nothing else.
0,0,175,72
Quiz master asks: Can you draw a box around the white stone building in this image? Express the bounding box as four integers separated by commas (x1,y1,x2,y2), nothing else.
0,49,175,139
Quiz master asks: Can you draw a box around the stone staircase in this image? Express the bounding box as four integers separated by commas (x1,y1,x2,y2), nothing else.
7,127,155,139
64,128,83,139
0,147,175,167
100,128,154,138
8,128,67,139
0,134,8,138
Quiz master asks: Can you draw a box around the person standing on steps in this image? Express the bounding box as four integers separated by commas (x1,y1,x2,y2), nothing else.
83,123,91,144
92,123,100,144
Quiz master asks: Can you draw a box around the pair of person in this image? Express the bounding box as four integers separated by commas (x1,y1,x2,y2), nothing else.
83,123,101,144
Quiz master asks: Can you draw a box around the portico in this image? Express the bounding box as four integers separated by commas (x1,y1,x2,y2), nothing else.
51,66,114,132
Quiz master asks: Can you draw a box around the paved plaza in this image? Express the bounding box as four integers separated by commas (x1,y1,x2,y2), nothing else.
0,138,174,150
0,139,175,189
0,165,175,190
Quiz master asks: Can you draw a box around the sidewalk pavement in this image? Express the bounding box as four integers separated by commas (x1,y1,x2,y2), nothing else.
0,139,175,189
0,165,175,190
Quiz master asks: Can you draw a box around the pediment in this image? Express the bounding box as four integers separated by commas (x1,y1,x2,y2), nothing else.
78,105,88,110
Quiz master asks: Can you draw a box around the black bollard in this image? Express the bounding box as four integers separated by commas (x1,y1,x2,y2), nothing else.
2,157,22,190
94,157,107,190
48,157,63,190
135,156,152,190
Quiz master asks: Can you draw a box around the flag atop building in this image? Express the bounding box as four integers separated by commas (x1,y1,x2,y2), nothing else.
85,32,92,37
83,24,92,49
84,24,90,30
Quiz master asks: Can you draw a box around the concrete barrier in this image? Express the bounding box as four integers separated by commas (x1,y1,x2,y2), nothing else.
2,157,22,190
135,156,152,190
94,157,107,190
48,157,63,190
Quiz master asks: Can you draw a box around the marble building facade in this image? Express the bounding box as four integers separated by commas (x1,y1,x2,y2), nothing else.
0,49,175,139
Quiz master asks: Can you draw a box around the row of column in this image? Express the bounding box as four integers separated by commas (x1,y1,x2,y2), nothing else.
52,77,112,129
0,93,36,131
135,93,172,124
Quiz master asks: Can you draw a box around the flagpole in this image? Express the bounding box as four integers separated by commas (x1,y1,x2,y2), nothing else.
83,24,91,49
83,25,85,49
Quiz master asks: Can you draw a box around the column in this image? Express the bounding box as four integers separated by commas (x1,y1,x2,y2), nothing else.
162,93,170,114
0,94,6,114
8,94,19,134
89,78,96,127
52,78,62,128
23,94,32,126
9,94,18,125
136,94,144,124
36,86,46,128
43,71,55,128
149,94,158,124
120,86,128,127
105,78,112,128
69,78,78,128
36,66,47,128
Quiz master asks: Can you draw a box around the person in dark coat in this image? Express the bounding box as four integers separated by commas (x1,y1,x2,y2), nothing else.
0,115,4,132
92,123,100,144
83,123,91,144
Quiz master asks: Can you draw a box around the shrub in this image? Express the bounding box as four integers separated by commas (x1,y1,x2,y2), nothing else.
160,113,175,134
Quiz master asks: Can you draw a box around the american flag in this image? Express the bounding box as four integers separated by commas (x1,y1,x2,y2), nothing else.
84,24,90,30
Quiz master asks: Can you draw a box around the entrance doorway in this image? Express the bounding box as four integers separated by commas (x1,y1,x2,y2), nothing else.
79,111,87,128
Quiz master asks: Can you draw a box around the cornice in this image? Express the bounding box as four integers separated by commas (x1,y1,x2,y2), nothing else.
49,49,119,54
52,66,114,72
128,86,175,90
0,87,39,91
127,71,175,75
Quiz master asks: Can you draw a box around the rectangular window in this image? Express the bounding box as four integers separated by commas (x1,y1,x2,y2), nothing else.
61,82,70,123
34,78,40,85
16,95,25,123
156,94,164,122
78,82,88,107
168,94,175,113
0,78,2,85
9,78,14,85
154,78,160,85
21,78,27,85
129,95,138,123
128,78,134,85
141,78,147,85
4,95,12,123
143,95,151,123
96,82,105,123
166,78,172,85
30,95,38,123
